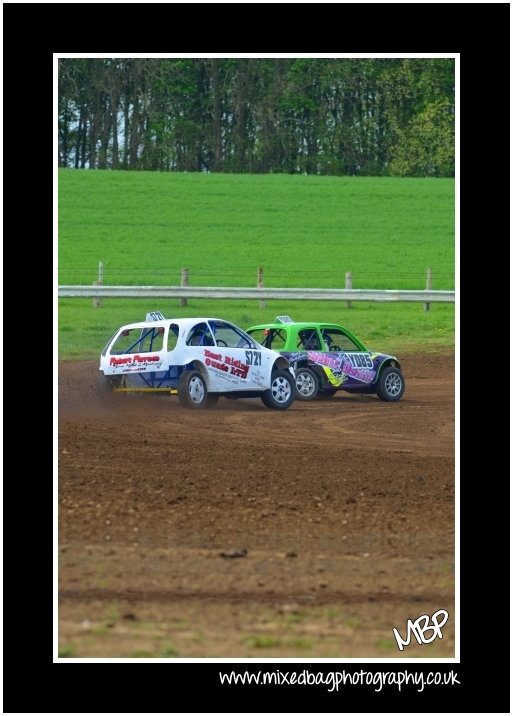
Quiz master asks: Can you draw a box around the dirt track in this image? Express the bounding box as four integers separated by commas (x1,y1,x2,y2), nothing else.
58,352,455,658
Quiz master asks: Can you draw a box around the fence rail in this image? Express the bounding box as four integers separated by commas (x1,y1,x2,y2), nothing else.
58,285,455,303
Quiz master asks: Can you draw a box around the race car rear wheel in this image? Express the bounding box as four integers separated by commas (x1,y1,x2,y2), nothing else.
178,370,209,409
376,366,405,402
294,366,319,401
261,369,295,410
318,387,338,399
97,373,123,400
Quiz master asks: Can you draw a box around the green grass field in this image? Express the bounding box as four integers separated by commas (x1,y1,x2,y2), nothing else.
59,298,454,361
58,170,455,359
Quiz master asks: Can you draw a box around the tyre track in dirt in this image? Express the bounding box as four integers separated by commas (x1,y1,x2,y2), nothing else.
58,351,456,658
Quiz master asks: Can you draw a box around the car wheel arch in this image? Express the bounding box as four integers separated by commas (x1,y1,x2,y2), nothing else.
274,356,291,372
188,360,211,388
375,358,402,381
292,358,327,388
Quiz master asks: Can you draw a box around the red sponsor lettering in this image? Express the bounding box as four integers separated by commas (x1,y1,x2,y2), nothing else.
110,356,132,366
206,357,229,372
110,354,160,366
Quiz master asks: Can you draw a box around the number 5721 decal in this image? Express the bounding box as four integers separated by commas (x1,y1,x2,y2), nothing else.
245,350,262,366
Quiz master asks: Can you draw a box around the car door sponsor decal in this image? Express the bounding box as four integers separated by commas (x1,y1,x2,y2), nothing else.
203,349,251,380
245,350,262,366
306,351,375,385
345,353,373,369
109,354,163,372
308,351,344,371
340,353,375,383
285,351,309,363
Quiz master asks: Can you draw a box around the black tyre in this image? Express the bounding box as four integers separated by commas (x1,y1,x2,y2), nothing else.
294,366,319,401
177,370,208,409
206,394,220,408
376,366,405,402
317,387,338,399
97,373,123,400
261,369,295,410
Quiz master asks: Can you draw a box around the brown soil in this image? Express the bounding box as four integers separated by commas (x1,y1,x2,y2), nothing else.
58,351,455,659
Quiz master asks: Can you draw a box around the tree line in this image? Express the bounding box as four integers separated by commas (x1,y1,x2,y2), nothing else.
58,58,454,177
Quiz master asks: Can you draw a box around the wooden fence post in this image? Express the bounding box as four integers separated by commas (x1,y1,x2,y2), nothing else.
180,268,189,307
93,261,104,308
424,267,432,311
257,266,266,309
345,271,352,309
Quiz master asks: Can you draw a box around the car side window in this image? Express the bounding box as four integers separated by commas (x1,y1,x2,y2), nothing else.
167,324,179,351
298,329,321,351
270,329,287,350
186,323,215,347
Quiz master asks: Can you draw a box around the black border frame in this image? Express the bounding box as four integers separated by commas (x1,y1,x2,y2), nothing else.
3,3,510,713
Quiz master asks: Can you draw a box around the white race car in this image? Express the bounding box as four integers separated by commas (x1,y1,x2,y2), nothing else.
98,312,295,410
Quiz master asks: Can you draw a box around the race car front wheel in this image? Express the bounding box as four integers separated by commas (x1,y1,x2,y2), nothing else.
178,370,209,409
261,369,295,410
376,366,405,402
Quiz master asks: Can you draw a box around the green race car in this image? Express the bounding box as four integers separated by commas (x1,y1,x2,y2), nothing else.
246,316,405,402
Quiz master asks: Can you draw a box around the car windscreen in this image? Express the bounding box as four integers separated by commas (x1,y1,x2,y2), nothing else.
322,328,362,352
